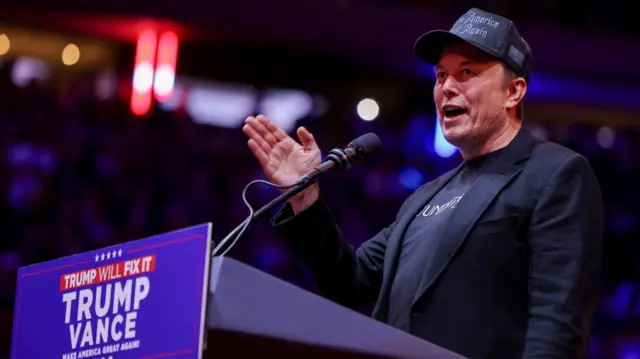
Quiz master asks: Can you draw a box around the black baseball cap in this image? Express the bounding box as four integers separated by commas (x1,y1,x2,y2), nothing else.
414,8,532,82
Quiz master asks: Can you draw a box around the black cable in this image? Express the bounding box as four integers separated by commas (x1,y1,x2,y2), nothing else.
211,132,381,258
212,179,300,257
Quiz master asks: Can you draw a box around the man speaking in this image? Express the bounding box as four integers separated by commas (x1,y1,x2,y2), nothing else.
242,8,604,359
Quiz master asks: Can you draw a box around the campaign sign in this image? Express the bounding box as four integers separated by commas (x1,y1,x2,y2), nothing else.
11,223,213,359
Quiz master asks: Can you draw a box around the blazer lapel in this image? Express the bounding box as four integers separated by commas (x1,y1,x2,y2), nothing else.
411,127,535,306
372,164,464,320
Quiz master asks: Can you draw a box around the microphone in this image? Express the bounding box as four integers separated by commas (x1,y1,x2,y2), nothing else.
296,132,381,185
211,132,381,257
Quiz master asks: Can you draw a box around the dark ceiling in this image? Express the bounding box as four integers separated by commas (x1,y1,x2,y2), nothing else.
1,0,638,83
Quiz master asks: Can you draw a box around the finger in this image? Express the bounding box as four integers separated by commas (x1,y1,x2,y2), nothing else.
247,139,270,169
246,116,278,146
296,126,318,150
257,114,288,142
243,123,272,155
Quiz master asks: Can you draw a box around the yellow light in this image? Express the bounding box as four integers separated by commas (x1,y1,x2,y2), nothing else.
62,43,80,65
0,34,10,55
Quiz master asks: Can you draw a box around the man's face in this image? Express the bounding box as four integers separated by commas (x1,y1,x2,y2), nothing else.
433,41,512,149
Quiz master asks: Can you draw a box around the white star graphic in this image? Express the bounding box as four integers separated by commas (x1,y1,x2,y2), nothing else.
106,252,111,259
95,254,100,262
100,253,105,260
118,249,123,257
112,250,117,258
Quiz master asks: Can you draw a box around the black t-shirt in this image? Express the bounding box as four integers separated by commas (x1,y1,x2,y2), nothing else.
386,149,505,330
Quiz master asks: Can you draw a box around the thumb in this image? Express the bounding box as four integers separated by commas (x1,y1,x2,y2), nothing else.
297,127,319,150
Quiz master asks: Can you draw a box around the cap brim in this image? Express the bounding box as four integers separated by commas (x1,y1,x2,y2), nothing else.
414,29,531,84
414,30,472,65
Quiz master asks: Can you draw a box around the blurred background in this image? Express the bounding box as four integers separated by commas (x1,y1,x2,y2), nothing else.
0,0,639,357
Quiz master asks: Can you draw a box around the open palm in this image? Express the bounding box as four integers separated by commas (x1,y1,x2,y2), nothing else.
243,115,322,187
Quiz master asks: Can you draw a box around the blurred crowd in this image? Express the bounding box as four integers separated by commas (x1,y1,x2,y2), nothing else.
1,61,640,358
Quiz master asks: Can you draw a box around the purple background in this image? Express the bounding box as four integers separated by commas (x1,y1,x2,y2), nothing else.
0,1,640,357
11,223,211,359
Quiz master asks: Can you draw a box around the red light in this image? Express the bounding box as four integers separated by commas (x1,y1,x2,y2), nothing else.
131,30,158,116
153,31,179,103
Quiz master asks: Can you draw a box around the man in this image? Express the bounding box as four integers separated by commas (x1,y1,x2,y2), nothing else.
242,7,603,359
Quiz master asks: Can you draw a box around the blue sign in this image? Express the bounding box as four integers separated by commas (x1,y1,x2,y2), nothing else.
11,223,213,359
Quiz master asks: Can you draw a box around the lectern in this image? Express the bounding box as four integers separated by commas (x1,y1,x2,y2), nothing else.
11,224,465,359
205,257,465,359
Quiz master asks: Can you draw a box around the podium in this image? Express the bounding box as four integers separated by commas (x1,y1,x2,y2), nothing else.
205,257,465,359
11,224,464,359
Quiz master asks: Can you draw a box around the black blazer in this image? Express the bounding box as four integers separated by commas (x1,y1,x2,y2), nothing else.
272,128,604,359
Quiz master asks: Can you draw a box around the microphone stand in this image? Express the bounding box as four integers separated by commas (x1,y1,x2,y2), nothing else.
211,145,361,257
211,177,317,257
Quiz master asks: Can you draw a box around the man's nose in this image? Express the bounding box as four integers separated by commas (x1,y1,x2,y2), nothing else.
442,76,460,97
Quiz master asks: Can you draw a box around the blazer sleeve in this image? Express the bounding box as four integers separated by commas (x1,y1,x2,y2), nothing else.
522,154,604,359
271,197,395,310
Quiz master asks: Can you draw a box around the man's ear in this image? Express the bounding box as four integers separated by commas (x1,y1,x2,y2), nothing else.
506,78,527,111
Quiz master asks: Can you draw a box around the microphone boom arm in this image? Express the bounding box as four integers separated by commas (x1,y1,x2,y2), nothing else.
212,176,317,256
212,132,381,257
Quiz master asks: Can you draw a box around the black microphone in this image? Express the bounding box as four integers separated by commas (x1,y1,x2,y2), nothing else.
296,132,381,185
212,132,381,257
